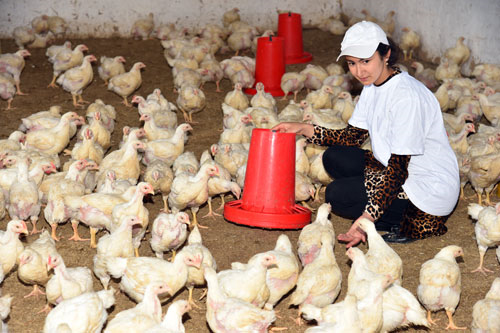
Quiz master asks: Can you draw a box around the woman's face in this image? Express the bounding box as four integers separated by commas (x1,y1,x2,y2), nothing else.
345,51,391,86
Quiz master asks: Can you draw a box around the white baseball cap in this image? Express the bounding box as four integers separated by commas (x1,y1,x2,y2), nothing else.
336,21,389,61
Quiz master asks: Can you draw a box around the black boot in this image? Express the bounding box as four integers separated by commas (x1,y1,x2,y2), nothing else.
382,227,416,244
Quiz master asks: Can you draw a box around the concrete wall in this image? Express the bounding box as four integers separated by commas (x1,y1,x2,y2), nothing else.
341,0,500,73
1,0,498,71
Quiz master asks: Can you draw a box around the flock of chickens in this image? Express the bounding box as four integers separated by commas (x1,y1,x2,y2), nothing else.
0,6,499,333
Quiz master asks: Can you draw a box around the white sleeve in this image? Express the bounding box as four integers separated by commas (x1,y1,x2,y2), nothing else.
388,94,425,155
347,89,368,130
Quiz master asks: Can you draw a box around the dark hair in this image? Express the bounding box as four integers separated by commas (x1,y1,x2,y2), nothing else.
376,37,399,66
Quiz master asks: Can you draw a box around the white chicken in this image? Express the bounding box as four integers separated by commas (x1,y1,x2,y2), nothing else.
467,202,500,274
400,27,420,60
150,211,190,259
142,123,193,166
131,13,155,40
280,72,307,102
44,253,94,310
104,282,171,333
43,289,115,333
0,49,31,95
145,299,191,333
471,277,500,332
302,295,361,332
98,55,126,85
224,83,249,111
108,62,146,106
0,294,12,332
250,82,277,112
297,203,335,266
93,215,139,289
143,159,174,212
204,265,277,333
290,232,342,324
417,245,465,330
168,163,219,228
105,246,203,303
176,85,206,123
0,220,28,283
48,44,87,88
56,54,97,107
17,230,58,298
300,64,329,92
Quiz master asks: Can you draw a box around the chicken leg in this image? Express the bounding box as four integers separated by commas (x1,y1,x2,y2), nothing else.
187,286,202,309
122,96,131,107
5,98,13,110
471,247,494,275
90,227,98,248
24,284,45,298
30,216,41,234
202,197,221,219
50,223,60,241
191,207,208,229
68,220,90,242
426,310,439,326
445,310,466,330
48,75,58,88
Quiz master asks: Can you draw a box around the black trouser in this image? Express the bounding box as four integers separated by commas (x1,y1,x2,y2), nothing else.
322,145,408,230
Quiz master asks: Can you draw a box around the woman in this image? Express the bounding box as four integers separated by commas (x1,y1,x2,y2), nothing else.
273,21,459,246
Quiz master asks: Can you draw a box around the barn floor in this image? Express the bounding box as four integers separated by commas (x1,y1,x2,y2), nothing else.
0,28,497,332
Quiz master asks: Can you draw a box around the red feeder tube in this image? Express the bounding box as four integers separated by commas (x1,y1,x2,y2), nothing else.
277,12,313,65
224,128,311,229
245,36,286,97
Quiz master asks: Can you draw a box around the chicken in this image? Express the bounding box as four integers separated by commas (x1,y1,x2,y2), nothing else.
140,113,176,141
411,61,438,90
43,289,115,333
133,95,177,130
471,63,500,87
223,8,240,27
0,220,28,282
45,40,72,61
142,123,193,166
400,27,420,60
212,143,249,178
98,55,126,85
307,151,332,201
297,203,335,266
25,111,80,155
45,253,94,310
219,113,252,144
47,15,68,38
168,163,219,228
154,23,177,40
222,102,246,129
381,283,429,332
448,122,475,154
7,157,41,234
317,17,348,36
305,85,336,110
12,26,35,49
28,31,55,49
475,92,500,126
357,217,403,284
130,12,154,40
417,245,465,330
145,299,191,333
250,82,277,111
31,15,49,34
467,202,500,274
108,62,146,106
150,211,190,259
227,30,254,56
0,72,16,109
278,100,304,122
378,10,396,37
435,58,461,82
199,54,224,92
43,159,88,241
85,98,117,132
219,252,276,308
252,29,274,55
96,139,145,188
345,247,392,333
444,37,470,67
442,112,474,135
92,215,139,289
172,151,199,176
290,232,342,323
67,127,104,164
105,246,203,303
302,295,361,333
280,72,307,102
183,225,217,307
204,265,277,333
223,82,249,111
176,85,206,123
48,44,88,88
300,64,329,92
143,160,174,212
468,152,500,205
0,294,12,332
17,230,58,298
104,282,170,333
471,277,500,332
56,54,96,107
0,49,31,94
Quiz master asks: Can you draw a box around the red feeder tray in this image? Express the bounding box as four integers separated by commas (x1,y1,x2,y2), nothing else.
224,128,311,229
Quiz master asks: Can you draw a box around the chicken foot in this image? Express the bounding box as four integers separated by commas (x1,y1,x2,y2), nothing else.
24,285,45,298
162,196,170,213
445,310,466,330
187,286,202,309
15,83,28,95
47,75,58,88
216,194,226,211
4,98,13,110
68,220,90,242
202,198,221,219
471,251,494,275
426,310,439,326
121,96,131,107
50,223,61,241
191,207,208,229
90,227,98,248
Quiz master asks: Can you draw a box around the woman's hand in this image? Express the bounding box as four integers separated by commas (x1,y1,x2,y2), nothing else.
271,122,314,138
337,217,369,248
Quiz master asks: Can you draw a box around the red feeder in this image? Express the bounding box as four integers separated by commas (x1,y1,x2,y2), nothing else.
245,36,286,97
224,128,311,229
277,12,313,64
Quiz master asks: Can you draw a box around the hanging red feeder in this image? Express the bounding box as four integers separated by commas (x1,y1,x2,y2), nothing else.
277,12,313,64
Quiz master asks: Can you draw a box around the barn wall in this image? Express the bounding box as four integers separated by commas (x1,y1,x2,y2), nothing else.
0,0,498,71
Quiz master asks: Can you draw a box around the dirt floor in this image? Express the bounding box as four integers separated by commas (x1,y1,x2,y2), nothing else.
0,29,498,333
